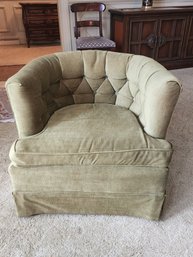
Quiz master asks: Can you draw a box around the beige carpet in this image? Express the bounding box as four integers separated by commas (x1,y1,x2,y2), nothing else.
0,68,193,257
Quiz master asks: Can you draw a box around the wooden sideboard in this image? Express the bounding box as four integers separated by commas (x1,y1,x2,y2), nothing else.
109,7,193,69
20,2,60,47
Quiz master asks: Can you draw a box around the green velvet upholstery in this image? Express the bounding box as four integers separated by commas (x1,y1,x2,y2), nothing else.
6,50,181,220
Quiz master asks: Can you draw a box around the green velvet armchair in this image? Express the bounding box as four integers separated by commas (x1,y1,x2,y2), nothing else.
6,50,181,220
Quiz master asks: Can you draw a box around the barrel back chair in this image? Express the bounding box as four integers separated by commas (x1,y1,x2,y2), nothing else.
6,50,181,220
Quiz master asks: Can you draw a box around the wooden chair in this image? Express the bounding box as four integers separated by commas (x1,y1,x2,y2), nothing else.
71,2,116,50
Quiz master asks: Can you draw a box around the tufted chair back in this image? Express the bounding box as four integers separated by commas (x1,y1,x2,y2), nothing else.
6,50,181,139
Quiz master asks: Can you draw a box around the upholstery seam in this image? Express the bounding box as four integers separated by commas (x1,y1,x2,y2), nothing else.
14,191,165,197
15,149,172,155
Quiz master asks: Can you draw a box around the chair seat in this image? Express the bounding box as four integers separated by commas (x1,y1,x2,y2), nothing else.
10,103,172,167
76,37,116,49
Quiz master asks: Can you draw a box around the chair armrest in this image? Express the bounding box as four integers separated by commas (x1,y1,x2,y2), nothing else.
128,56,182,139
142,71,181,138
6,55,62,137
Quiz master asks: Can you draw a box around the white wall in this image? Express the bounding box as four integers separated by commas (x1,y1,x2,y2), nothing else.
58,0,193,51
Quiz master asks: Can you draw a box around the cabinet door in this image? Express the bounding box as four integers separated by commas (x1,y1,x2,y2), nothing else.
128,19,158,58
156,17,186,62
184,16,193,58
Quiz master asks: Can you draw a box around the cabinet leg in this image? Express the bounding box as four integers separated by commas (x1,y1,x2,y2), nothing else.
27,39,30,48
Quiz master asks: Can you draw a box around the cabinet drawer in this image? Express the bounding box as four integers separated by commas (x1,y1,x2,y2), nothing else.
26,6,58,16
29,28,60,36
29,36,60,42
27,19,59,27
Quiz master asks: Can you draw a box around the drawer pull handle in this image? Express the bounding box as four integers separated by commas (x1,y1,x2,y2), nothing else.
145,34,156,48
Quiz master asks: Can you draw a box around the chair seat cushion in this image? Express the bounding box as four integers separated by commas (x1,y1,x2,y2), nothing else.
10,103,172,167
76,37,116,49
